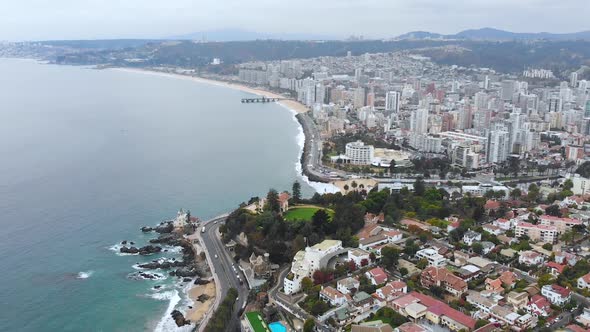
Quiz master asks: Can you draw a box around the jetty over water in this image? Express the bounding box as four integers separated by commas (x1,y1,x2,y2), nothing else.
241,96,286,103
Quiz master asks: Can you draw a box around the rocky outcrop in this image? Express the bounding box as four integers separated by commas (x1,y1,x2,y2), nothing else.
149,233,182,246
171,266,199,277
141,221,174,234
171,310,190,327
119,245,162,255
138,258,186,270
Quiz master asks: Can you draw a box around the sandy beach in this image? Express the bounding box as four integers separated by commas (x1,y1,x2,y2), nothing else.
186,282,216,323
110,67,310,114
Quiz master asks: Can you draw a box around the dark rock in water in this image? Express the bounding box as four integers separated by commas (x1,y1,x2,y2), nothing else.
153,285,161,289
121,240,127,245
138,245,162,255
171,310,190,327
149,233,182,245
138,259,186,270
141,226,154,232
197,294,210,302
172,267,198,278
188,306,193,309
130,241,135,245
155,222,174,234
194,278,209,285
183,277,192,283
120,246,139,254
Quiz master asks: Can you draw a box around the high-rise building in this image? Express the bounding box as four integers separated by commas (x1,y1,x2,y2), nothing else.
385,91,401,113
488,130,511,164
501,80,516,101
353,87,365,108
410,108,429,135
571,72,579,88
483,75,490,90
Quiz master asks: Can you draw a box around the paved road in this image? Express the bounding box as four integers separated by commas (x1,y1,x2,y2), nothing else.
199,216,249,332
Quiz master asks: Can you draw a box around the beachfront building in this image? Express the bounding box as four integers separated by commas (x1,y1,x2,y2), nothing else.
345,140,375,165
284,240,343,294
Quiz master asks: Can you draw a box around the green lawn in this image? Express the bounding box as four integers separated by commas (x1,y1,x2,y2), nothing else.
245,312,268,332
284,206,334,221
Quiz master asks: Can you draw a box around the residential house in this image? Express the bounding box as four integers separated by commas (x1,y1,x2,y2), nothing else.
421,266,468,297
506,291,529,310
546,262,566,277
366,267,388,285
575,307,590,328
541,284,571,306
555,251,579,266
416,248,447,267
357,224,403,251
351,321,394,332
538,215,583,234
278,192,290,213
483,224,503,236
320,286,349,306
463,230,482,246
480,241,496,255
374,280,407,304
515,222,558,243
518,250,545,266
337,277,360,295
527,294,552,317
494,218,512,231
578,272,590,290
352,291,374,313
349,248,371,267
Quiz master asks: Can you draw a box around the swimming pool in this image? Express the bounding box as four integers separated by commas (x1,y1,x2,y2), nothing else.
269,321,287,332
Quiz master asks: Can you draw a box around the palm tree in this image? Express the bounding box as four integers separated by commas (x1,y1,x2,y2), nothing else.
351,181,358,191
343,184,349,192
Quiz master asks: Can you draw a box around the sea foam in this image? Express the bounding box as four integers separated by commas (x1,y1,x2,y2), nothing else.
283,106,340,194
77,271,94,279
152,290,193,332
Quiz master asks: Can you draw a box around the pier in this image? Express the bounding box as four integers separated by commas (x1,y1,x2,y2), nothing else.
241,96,286,103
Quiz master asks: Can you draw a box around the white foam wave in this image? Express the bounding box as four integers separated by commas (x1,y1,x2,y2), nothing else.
77,271,94,279
162,246,182,254
152,290,193,332
283,106,340,194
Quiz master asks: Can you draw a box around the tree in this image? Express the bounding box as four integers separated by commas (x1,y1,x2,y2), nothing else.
303,319,315,332
527,184,540,203
361,258,369,267
301,277,314,293
266,189,281,213
399,267,408,276
343,184,349,192
563,179,574,191
414,177,425,196
381,247,400,269
545,205,561,217
351,181,358,191
475,319,490,329
510,188,522,200
561,229,575,246
369,252,377,263
416,258,428,269
312,209,330,233
472,242,484,255
292,181,302,203
389,159,397,174
542,243,553,251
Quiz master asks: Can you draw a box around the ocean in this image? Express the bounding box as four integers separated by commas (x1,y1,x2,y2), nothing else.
0,58,323,331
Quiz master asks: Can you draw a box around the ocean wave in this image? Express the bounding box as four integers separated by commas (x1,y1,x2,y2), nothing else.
152,290,194,332
77,271,94,279
283,106,340,194
161,246,182,254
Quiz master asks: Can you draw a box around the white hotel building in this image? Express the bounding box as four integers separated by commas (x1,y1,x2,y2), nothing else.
284,240,342,295
345,141,374,165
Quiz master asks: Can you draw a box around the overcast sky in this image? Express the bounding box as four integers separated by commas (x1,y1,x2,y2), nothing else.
2,0,589,41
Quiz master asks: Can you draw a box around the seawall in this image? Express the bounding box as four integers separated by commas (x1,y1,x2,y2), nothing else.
295,113,330,184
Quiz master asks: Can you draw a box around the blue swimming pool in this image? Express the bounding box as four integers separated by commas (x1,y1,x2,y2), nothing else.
269,321,287,332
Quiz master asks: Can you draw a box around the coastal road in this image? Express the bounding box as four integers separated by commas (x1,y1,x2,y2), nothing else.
199,216,249,332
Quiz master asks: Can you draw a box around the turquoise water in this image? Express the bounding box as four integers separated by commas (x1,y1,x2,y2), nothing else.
269,322,287,332
0,59,314,331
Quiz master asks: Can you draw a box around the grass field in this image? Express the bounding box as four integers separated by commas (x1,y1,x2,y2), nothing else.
283,206,334,221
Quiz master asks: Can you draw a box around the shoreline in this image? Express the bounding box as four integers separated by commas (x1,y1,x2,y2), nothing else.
109,67,309,114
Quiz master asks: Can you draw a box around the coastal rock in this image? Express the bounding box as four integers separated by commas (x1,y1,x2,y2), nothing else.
197,294,210,302
141,226,154,232
155,222,174,234
138,245,162,255
153,285,161,289
194,278,209,285
172,267,198,278
149,233,182,245
120,246,139,254
183,277,192,283
171,310,190,327
121,240,127,245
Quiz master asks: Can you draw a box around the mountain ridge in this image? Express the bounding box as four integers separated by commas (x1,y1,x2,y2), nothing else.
396,27,590,41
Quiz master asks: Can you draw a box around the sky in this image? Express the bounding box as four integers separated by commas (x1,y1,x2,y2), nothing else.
1,0,589,41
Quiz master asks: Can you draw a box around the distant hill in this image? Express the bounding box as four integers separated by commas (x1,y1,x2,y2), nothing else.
396,27,590,41
168,28,338,41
